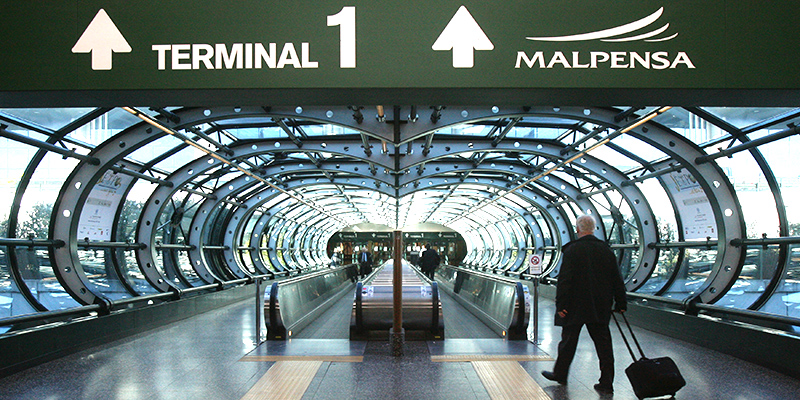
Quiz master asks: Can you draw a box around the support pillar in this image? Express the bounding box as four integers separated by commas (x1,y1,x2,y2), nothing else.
390,230,404,356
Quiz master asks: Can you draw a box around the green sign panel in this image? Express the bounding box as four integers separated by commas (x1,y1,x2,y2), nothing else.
2,0,800,103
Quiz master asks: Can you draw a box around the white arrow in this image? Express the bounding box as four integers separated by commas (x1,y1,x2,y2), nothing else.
432,6,494,68
72,9,131,70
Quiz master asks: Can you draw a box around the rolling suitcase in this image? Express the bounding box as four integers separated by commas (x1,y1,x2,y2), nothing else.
612,313,686,399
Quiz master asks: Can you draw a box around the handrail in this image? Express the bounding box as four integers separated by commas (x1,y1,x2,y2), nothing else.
625,292,685,308
106,292,175,309
694,302,800,327
625,292,800,327
0,304,104,327
275,264,356,286
0,238,66,248
509,274,800,331
447,264,521,286
0,277,255,329
532,284,800,331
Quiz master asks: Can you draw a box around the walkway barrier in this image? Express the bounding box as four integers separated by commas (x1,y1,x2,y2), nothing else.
0,277,257,377
437,265,528,339
265,264,358,340
350,260,444,340
0,277,253,332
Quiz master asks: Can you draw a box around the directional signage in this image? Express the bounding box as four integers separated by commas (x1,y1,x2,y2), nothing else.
2,0,800,106
432,6,494,68
71,9,131,70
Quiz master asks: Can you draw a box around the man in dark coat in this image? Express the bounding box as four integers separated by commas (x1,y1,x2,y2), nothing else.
358,247,373,278
541,215,627,394
420,243,440,280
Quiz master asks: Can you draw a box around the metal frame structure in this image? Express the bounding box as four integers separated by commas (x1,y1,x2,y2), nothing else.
2,104,800,331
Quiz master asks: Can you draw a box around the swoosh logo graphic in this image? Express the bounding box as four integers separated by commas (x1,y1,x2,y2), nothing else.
526,7,677,42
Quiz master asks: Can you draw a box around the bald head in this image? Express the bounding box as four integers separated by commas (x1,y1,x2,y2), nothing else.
576,215,596,237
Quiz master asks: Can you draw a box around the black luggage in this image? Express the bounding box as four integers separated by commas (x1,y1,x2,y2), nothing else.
612,313,686,399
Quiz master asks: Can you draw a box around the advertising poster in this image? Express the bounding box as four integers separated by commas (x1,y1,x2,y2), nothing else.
77,170,132,241
664,170,716,240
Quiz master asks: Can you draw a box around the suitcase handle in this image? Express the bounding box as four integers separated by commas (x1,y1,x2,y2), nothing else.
612,312,646,361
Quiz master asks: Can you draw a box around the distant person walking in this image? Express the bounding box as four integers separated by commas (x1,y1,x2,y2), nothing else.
420,243,440,280
358,247,373,278
541,215,627,394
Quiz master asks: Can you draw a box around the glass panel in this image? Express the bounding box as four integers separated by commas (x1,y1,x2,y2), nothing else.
124,134,185,167
701,107,798,129
716,246,778,309
653,108,731,145
613,134,668,164
77,249,130,300
0,108,95,131
637,178,680,294
759,244,800,324
509,126,563,139
714,152,779,238
0,248,38,320
13,151,82,310
177,251,202,285
662,248,717,300
26,249,81,310
0,135,51,227
116,249,157,295
66,108,143,146
752,131,800,231
638,247,681,294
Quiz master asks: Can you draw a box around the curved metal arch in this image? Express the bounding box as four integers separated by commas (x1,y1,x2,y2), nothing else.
290,223,322,266
9,108,112,311
218,185,354,273
712,131,788,310
259,160,397,188
50,118,176,304
136,155,240,290
401,159,605,234
619,119,746,304
248,211,276,274
395,135,658,284
134,139,398,286
251,105,546,145
186,174,261,283
259,201,343,271
460,209,529,272
507,105,740,303
504,217,530,271
392,105,574,145
396,175,576,257
442,184,573,260
277,220,304,268
401,180,571,273
266,216,293,272
108,106,668,296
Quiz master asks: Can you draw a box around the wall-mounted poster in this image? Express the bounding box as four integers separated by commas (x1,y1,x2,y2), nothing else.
663,170,716,240
77,170,133,241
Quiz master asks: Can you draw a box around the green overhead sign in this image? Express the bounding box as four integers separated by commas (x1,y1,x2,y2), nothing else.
2,0,800,104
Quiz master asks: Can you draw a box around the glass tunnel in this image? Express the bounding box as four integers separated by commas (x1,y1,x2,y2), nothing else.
2,105,800,331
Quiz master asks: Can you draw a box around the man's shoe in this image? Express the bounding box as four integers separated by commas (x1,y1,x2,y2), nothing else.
541,371,567,385
593,383,614,394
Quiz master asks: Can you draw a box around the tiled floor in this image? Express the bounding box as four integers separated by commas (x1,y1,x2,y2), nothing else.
1,290,799,400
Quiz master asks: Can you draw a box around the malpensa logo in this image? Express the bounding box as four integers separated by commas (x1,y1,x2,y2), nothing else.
516,7,694,70
526,7,676,43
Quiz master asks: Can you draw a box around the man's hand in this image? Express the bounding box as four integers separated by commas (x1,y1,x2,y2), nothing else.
557,309,568,318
